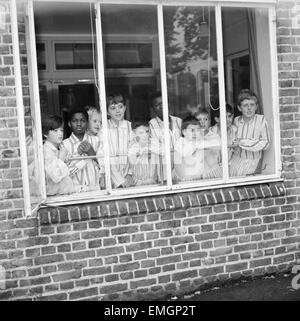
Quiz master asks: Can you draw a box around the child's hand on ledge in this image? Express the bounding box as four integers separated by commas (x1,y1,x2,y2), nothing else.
122,174,134,188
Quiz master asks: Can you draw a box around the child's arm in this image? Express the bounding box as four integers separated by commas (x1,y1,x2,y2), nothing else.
61,141,87,176
237,117,270,152
44,146,70,184
78,141,96,157
203,133,221,150
174,138,197,157
128,142,140,166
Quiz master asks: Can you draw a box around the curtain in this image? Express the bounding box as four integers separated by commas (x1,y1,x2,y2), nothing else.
247,9,263,114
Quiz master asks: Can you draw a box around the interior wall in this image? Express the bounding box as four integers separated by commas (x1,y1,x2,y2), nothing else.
222,8,248,57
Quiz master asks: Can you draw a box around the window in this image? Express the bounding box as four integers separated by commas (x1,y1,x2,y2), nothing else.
14,0,280,214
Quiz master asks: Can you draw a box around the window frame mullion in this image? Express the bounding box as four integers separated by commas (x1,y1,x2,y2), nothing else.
11,0,32,216
215,3,229,182
157,3,173,190
95,1,112,194
268,6,282,176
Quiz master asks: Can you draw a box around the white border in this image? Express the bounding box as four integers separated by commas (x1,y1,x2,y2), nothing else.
24,0,276,4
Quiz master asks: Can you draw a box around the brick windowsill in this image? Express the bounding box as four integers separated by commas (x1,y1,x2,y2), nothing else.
38,181,286,226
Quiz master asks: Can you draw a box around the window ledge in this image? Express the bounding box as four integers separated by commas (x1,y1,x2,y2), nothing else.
38,181,286,226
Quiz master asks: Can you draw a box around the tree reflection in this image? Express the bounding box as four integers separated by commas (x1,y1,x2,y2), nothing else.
164,7,219,116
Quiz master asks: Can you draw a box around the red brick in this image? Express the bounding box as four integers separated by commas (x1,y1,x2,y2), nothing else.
250,258,272,268
82,266,111,276
100,283,128,294
66,250,95,260
172,269,197,281
225,262,248,273
69,287,98,300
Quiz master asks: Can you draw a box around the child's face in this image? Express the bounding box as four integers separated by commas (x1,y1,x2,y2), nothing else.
152,97,163,119
134,126,149,144
88,111,101,135
107,103,126,122
183,124,202,141
214,112,233,128
196,113,210,130
238,99,257,120
69,113,87,136
226,112,234,127
46,126,64,146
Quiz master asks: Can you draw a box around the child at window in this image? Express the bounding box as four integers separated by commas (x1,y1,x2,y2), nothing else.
85,106,102,138
195,107,222,179
149,92,182,182
230,89,270,177
210,103,237,161
42,114,75,196
85,106,105,187
62,107,102,192
128,122,159,186
107,93,135,188
173,116,205,182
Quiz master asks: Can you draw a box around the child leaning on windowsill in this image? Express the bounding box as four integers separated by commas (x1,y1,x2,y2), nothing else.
229,89,270,177
42,114,75,196
195,107,222,179
210,103,237,162
173,116,205,182
62,107,103,192
128,121,159,186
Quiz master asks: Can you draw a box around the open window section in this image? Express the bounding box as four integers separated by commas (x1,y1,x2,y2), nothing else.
221,7,275,178
33,1,106,199
13,0,46,215
20,1,279,206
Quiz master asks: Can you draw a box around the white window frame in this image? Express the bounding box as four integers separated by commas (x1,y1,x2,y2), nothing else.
13,0,281,212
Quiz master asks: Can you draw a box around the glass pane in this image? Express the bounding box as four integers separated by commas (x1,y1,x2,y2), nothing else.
55,43,94,70
36,43,46,70
222,7,275,177
101,4,166,189
34,1,105,196
105,43,152,68
163,6,223,184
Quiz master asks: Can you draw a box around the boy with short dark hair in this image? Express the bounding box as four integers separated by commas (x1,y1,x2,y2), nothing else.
128,121,159,186
230,89,270,176
62,107,102,192
149,92,182,182
173,116,205,182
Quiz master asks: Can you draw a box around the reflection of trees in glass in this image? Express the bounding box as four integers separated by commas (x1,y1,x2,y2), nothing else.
164,7,219,113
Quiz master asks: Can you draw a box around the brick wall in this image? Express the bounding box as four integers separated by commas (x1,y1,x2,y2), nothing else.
0,0,300,301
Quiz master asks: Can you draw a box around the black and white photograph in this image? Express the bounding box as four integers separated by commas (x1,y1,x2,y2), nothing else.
0,0,299,307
